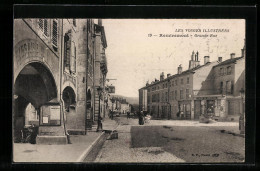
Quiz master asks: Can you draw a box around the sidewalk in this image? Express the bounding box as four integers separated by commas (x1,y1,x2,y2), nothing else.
13,119,118,163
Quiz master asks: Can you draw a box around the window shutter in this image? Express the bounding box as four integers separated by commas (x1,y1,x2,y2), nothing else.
70,41,75,72
44,19,48,36
38,19,43,31
64,30,71,68
52,19,58,48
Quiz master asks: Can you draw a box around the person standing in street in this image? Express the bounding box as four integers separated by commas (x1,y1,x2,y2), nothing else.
127,111,130,119
138,111,144,125
111,111,114,120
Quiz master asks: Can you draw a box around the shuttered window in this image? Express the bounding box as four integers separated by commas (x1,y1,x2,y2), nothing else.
38,19,49,37
52,19,58,48
64,30,71,69
38,19,43,32
43,19,48,36
70,41,76,73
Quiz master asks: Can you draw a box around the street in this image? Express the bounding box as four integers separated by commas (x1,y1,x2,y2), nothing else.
93,115,244,163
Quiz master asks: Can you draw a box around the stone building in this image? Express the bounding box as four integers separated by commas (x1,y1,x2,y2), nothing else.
139,47,245,121
13,19,108,144
93,20,109,123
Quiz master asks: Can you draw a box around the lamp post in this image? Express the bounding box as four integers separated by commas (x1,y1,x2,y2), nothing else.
96,86,103,132
239,88,245,134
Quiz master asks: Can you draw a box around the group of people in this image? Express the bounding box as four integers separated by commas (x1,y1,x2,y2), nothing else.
138,111,151,125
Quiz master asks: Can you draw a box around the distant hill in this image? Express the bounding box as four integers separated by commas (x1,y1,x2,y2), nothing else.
110,95,139,105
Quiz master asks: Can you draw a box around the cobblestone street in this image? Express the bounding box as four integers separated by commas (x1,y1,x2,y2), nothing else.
94,116,244,163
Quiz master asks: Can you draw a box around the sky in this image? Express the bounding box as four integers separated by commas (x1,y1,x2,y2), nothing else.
101,19,245,98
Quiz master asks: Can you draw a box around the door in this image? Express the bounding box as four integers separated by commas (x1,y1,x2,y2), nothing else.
194,100,201,119
185,103,191,119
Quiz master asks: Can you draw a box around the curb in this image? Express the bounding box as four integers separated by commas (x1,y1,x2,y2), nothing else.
76,132,106,162
76,121,119,162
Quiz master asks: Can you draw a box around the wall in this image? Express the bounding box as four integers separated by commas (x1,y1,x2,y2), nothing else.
213,63,235,95
234,58,245,96
193,62,218,96
13,19,66,137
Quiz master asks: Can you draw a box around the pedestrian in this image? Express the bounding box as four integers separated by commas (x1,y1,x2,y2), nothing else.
111,111,114,120
97,115,103,131
109,109,112,119
127,111,130,119
139,111,144,125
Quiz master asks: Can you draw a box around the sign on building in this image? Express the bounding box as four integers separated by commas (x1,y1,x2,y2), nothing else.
108,85,115,93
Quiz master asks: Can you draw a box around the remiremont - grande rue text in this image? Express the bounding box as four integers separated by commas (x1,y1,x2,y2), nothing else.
149,28,230,38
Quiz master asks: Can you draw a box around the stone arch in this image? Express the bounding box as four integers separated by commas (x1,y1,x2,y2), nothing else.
13,62,58,141
62,86,76,112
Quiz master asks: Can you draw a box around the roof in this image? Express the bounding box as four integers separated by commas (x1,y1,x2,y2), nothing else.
142,61,217,89
213,57,244,68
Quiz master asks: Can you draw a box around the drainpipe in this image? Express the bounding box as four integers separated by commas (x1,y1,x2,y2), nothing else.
59,19,70,144
93,26,96,123
167,79,170,120
85,19,89,134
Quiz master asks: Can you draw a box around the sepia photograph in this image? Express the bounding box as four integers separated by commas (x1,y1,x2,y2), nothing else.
13,18,246,163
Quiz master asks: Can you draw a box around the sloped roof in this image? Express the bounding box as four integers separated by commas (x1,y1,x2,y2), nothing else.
142,61,218,89
213,57,244,68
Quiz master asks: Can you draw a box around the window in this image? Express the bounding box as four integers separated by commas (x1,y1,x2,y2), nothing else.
180,90,183,99
227,66,232,75
226,81,232,94
70,41,76,73
64,30,71,69
165,92,168,102
186,89,189,99
220,68,224,76
38,19,49,37
181,78,183,84
187,77,190,84
166,83,168,88
44,19,49,36
52,19,58,49
73,19,77,27
175,80,178,86
175,90,177,100
220,82,223,94
38,19,43,31
162,93,164,102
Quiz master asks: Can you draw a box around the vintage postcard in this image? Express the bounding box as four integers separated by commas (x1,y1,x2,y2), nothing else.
13,18,246,163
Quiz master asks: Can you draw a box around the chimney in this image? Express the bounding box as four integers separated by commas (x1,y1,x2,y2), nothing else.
160,72,164,81
146,81,149,86
189,51,195,69
218,57,222,62
230,53,235,59
98,19,102,26
204,56,210,65
167,73,171,78
178,64,182,74
241,49,245,58
195,51,199,61
191,51,195,60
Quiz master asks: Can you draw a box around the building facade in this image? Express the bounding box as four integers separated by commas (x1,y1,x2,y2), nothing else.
13,19,108,144
139,48,245,121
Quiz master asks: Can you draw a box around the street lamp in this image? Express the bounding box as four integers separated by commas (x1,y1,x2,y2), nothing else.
96,86,103,132
239,88,245,134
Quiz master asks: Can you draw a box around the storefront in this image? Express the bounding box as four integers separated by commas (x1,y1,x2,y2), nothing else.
194,95,226,119
178,100,192,119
